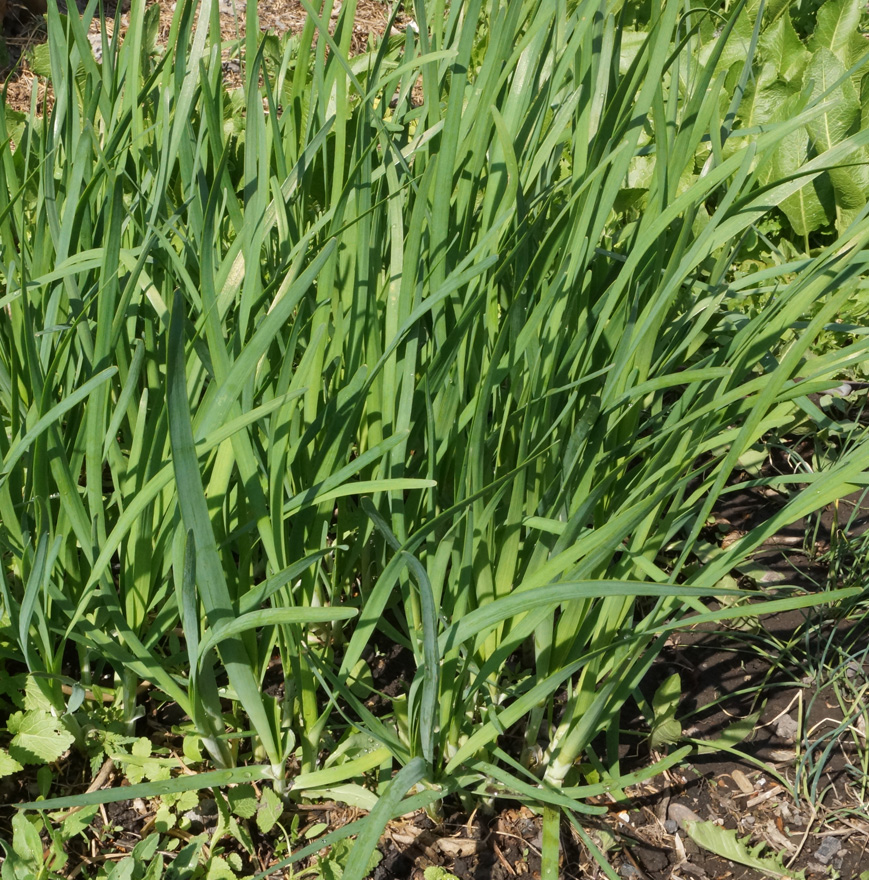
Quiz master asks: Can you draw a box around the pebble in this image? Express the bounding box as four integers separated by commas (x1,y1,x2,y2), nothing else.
774,714,799,743
664,819,677,834
668,803,702,830
814,837,842,865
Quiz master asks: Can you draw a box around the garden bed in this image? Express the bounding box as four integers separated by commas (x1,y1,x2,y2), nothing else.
2,1,869,878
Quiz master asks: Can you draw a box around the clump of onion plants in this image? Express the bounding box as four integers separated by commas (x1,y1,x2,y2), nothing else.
1,0,868,875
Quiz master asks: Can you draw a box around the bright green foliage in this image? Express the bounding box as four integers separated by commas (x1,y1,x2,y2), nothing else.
0,808,99,880
7,710,74,765
313,839,382,880
748,0,869,235
0,0,868,877
257,785,285,834
424,869,461,880
0,749,23,775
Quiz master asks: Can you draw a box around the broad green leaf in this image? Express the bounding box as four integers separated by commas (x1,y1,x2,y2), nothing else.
205,856,236,880
0,750,24,777
8,711,75,765
811,0,860,66
227,784,257,819
256,786,284,834
736,64,795,130
694,710,763,753
11,813,41,865
758,13,810,83
804,48,868,220
60,805,99,838
767,97,834,235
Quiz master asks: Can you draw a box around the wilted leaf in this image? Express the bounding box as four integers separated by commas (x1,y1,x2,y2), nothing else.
681,817,806,880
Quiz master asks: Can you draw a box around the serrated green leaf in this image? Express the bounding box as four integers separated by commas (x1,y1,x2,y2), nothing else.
257,786,284,834
126,738,152,785
175,789,200,813
683,818,806,880
205,856,236,880
758,14,810,82
28,43,52,78
155,804,176,832
766,94,834,235
0,749,24,777
227,783,257,819
23,679,53,714
804,48,869,222
805,48,862,147
811,0,860,66
8,711,74,765
737,65,796,130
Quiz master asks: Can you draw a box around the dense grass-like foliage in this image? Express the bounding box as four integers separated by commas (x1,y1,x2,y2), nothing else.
1,0,868,874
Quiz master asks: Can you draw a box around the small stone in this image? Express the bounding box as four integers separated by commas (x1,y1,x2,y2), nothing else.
846,660,864,680
664,819,678,834
668,803,702,830
619,865,640,879
814,837,842,865
774,714,799,743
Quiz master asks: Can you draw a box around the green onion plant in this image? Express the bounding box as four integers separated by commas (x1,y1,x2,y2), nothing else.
1,0,868,873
